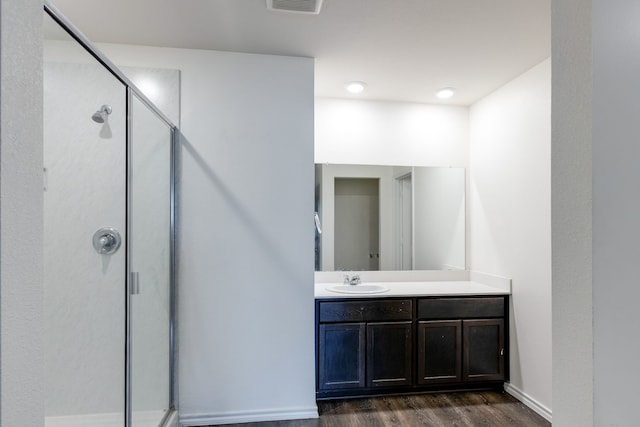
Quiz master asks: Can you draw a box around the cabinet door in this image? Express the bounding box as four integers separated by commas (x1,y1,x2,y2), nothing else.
417,320,462,384
463,319,505,381
318,323,366,390
367,322,413,388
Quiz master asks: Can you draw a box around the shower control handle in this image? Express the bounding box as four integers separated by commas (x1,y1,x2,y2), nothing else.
92,227,122,255
99,235,114,247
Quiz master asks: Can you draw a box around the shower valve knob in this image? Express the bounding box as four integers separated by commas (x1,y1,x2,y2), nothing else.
92,227,122,255
99,235,113,246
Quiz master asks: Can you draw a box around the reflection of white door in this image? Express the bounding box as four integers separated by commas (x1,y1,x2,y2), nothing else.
413,168,465,270
334,178,379,271
396,174,413,270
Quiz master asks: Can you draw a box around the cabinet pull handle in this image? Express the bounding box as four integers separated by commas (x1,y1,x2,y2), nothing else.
500,348,504,356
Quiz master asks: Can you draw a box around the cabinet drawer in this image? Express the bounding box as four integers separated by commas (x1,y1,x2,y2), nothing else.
319,299,412,323
417,297,504,319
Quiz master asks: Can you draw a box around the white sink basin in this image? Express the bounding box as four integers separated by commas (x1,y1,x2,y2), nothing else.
326,284,390,294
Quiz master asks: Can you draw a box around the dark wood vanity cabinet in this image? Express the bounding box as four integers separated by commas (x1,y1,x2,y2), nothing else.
317,299,413,394
367,322,413,387
417,297,506,385
316,295,508,399
462,318,505,381
417,320,462,384
318,323,366,390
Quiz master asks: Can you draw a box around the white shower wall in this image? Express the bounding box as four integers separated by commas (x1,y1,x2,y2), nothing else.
44,48,179,418
44,60,127,417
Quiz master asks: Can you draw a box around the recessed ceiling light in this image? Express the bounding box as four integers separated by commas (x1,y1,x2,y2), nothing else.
345,81,367,94
435,87,456,99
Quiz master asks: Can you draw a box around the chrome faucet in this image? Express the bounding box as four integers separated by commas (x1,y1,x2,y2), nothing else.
342,274,361,285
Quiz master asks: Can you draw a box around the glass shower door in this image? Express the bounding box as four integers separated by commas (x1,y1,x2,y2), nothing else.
44,12,127,426
129,92,173,426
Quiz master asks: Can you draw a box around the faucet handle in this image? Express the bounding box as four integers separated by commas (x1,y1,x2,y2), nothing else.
343,274,350,285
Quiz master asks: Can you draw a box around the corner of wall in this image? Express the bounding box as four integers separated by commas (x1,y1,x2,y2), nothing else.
0,1,45,425
468,59,552,415
551,0,593,425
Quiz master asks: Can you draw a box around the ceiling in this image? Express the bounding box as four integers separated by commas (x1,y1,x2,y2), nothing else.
48,0,550,106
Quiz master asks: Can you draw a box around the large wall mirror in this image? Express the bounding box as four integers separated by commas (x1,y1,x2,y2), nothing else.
315,164,465,272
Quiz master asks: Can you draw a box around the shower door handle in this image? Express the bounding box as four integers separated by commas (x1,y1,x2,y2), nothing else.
130,272,140,295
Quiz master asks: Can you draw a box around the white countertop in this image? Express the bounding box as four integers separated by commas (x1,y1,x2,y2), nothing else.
315,281,510,299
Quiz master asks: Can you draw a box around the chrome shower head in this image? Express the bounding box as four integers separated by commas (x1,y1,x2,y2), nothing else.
92,104,112,123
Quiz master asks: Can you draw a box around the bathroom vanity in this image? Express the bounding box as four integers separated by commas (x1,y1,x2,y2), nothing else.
315,282,509,399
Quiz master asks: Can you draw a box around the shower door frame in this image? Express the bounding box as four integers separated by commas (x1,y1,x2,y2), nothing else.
44,2,178,426
126,91,178,427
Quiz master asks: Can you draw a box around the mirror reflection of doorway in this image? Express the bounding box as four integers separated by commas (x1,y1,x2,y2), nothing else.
397,173,413,270
334,178,380,271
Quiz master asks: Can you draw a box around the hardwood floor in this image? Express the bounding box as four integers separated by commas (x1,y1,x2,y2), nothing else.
218,391,550,426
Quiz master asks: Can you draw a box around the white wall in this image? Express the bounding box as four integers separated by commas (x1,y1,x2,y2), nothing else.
95,44,317,424
551,1,593,425
469,59,552,418
0,1,44,426
315,98,469,167
552,2,640,425
592,1,640,425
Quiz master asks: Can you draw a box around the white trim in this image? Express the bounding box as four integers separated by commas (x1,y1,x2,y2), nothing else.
180,407,319,426
504,382,552,423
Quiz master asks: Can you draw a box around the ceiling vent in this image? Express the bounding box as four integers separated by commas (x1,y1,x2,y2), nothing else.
266,0,323,15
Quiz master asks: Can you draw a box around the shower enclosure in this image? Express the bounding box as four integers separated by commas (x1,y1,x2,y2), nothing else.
43,3,177,427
